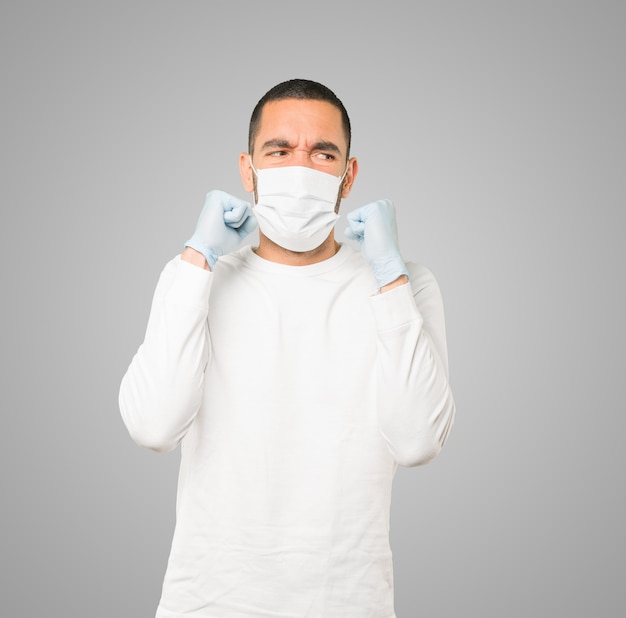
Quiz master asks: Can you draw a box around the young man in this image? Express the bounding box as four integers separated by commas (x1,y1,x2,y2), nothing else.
120,78,455,617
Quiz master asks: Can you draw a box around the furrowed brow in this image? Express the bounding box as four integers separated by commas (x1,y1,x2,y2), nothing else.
260,139,292,151
312,141,341,154
311,141,341,156
259,139,342,154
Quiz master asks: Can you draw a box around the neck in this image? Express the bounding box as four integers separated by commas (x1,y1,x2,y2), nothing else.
254,232,340,265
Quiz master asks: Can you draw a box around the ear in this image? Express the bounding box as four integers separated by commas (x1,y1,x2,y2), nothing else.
239,152,255,192
341,157,359,198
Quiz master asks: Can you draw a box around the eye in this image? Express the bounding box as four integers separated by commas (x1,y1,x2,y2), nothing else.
312,152,337,164
268,150,288,158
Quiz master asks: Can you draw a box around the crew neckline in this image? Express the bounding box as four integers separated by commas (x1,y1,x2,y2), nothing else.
242,243,354,276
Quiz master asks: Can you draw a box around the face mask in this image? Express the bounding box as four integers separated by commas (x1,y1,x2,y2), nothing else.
251,160,347,252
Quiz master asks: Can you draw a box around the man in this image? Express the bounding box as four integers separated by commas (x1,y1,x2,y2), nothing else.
120,78,455,617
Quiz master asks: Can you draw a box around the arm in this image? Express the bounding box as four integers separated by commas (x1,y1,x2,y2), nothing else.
119,257,212,452
119,190,257,452
370,266,455,467
345,199,455,466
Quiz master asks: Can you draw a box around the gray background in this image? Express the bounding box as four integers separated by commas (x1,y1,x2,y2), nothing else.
1,1,624,616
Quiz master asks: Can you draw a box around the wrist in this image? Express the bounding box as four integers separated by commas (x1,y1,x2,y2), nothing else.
380,275,408,293
371,253,408,290
181,246,211,271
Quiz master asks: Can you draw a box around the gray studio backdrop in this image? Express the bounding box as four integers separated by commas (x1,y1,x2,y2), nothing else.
1,2,624,617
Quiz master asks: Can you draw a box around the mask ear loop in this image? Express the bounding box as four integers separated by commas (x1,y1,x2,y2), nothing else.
339,161,349,183
334,161,351,214
248,155,260,205
248,155,259,178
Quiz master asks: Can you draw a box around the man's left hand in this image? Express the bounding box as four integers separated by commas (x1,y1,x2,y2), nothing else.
345,199,409,290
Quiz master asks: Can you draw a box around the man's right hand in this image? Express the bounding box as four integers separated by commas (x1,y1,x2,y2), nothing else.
184,190,257,270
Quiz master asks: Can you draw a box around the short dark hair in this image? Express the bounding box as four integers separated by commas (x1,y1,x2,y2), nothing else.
248,78,351,157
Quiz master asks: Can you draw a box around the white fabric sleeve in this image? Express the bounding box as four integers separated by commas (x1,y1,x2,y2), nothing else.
369,265,456,467
119,256,212,452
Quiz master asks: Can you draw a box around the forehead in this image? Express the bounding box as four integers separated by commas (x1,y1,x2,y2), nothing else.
255,99,347,150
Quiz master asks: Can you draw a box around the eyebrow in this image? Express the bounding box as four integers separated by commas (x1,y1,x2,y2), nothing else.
260,139,342,155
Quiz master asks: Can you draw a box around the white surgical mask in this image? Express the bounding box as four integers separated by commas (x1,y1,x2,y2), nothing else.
250,159,347,252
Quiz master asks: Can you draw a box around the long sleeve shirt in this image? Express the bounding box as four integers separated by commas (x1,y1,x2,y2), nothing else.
119,243,455,618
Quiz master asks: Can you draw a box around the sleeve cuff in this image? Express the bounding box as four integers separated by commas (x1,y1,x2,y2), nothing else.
165,254,213,309
369,281,423,332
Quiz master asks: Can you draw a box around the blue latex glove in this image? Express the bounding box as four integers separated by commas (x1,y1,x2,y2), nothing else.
345,199,409,288
185,190,257,269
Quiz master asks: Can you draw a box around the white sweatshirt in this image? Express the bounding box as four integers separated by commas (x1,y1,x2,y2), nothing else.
119,244,455,618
